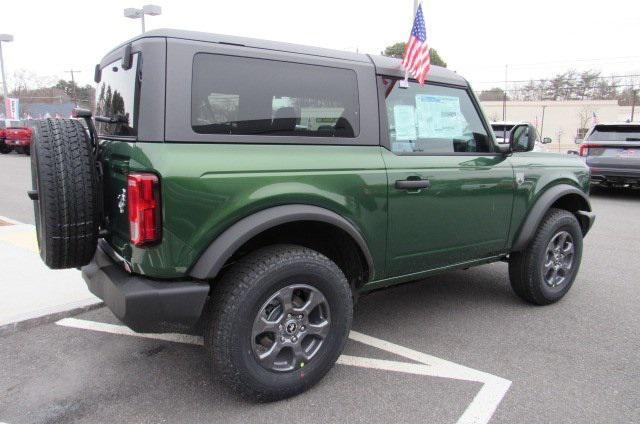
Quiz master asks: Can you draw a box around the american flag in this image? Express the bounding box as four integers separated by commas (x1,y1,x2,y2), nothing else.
402,3,431,85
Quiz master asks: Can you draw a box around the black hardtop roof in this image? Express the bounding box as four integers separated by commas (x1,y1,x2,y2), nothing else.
103,28,467,87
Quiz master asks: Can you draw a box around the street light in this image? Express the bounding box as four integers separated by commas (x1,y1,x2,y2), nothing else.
0,34,13,113
124,5,162,33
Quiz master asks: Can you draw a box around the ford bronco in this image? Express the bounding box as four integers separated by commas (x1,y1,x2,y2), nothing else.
29,29,595,401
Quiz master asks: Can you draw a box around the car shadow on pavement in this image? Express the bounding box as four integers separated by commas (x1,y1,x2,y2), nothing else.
589,186,640,201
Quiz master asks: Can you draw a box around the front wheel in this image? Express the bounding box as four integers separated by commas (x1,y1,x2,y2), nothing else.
206,244,353,401
0,142,10,154
509,208,583,305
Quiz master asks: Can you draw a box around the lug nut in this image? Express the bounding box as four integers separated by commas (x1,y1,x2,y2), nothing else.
291,336,297,342
287,313,292,319
300,326,306,331
297,314,303,320
280,336,286,342
278,324,283,331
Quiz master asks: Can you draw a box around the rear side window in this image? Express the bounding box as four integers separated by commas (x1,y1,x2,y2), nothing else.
95,53,141,137
191,54,359,138
587,125,640,142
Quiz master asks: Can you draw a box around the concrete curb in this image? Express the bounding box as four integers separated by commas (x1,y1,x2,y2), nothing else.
0,299,104,337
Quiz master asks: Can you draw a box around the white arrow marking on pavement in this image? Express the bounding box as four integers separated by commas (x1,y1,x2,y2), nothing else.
57,317,511,424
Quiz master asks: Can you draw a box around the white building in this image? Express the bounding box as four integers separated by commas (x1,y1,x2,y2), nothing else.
480,100,636,152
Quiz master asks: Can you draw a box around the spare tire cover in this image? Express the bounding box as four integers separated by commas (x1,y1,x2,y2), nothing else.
30,118,99,269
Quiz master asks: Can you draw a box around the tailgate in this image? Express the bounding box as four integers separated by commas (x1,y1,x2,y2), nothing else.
584,143,640,172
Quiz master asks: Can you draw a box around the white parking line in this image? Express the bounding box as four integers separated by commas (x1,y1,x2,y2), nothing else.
57,317,511,424
0,215,22,225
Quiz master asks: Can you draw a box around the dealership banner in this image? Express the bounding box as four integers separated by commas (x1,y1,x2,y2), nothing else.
5,97,19,120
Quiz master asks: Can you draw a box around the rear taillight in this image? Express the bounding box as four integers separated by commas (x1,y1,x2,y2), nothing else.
127,173,161,246
579,143,601,157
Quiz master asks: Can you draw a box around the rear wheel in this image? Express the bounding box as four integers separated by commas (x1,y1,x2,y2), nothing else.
206,244,352,401
30,118,99,269
509,208,583,305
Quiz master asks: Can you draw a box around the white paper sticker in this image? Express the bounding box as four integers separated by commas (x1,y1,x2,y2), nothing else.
392,142,415,153
393,105,417,141
415,95,465,139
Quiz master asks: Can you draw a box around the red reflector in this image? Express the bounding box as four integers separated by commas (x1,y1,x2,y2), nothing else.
127,173,161,246
579,143,600,157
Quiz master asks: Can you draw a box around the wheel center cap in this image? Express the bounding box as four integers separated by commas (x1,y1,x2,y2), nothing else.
285,320,298,335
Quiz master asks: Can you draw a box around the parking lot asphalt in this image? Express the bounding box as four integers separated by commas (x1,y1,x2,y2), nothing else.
1,154,639,423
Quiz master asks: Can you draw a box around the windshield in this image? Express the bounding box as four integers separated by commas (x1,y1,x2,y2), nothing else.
586,125,640,142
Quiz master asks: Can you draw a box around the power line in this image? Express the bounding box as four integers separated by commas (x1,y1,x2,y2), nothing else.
475,73,640,87
476,82,638,94
458,55,640,69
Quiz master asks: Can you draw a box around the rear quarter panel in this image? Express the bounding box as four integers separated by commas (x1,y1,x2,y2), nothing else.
103,142,388,279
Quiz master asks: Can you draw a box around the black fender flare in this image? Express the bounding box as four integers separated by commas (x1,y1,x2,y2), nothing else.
511,184,593,252
188,204,375,280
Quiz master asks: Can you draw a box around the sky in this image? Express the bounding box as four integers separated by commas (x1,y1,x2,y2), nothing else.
0,0,639,91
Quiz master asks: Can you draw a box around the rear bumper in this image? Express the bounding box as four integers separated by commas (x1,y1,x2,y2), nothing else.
82,242,209,333
4,139,29,146
588,166,640,185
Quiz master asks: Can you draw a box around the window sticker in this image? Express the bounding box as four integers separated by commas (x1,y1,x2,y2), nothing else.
392,142,415,152
415,95,466,139
393,105,417,141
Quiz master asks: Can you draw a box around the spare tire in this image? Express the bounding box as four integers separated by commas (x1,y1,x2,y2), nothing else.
30,118,99,269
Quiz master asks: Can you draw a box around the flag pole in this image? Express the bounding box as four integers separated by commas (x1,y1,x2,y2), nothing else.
401,0,420,88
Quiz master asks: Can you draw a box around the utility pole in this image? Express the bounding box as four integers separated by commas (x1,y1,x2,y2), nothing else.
540,105,546,140
503,64,508,121
631,88,637,122
65,69,81,107
0,34,14,118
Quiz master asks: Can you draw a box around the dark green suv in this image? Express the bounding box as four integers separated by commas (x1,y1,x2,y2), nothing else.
29,29,595,401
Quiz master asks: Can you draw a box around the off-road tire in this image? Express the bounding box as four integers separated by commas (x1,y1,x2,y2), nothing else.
31,118,99,269
205,244,353,401
509,208,583,305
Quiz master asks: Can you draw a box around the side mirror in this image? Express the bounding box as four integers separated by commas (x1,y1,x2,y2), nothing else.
509,124,537,152
542,137,552,144
497,143,511,154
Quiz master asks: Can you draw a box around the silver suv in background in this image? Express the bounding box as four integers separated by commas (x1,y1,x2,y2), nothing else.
580,122,640,188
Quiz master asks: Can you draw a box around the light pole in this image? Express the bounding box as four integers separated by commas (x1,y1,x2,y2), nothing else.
124,5,162,33
0,34,13,116
65,69,81,107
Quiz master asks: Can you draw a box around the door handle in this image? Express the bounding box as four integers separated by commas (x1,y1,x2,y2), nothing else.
395,179,431,190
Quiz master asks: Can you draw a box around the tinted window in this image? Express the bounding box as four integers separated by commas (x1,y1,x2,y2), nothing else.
382,78,491,154
191,54,359,138
587,125,640,141
95,53,141,137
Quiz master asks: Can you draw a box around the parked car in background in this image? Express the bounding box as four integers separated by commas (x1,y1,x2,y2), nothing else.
491,121,552,152
4,126,33,155
580,122,640,188
0,128,9,154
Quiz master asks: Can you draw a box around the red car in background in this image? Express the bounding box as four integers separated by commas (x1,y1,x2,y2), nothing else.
0,128,8,154
2,126,33,155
